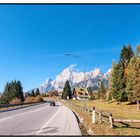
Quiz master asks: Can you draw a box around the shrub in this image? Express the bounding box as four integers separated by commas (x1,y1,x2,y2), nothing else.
24,96,35,103
24,96,44,103
0,95,9,105
34,96,44,103
9,97,22,104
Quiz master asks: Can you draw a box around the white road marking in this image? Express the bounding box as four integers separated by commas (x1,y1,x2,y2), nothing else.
36,106,61,135
0,104,49,123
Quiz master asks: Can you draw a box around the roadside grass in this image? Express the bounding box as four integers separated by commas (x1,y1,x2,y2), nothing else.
68,99,140,119
64,101,116,136
65,99,140,136
43,97,140,135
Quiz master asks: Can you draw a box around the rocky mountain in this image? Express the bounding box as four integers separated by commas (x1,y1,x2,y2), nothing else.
38,65,111,93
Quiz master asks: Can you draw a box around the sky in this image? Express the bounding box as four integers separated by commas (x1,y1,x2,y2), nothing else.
0,4,140,92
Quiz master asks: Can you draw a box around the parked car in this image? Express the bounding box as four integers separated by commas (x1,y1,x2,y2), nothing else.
50,101,55,106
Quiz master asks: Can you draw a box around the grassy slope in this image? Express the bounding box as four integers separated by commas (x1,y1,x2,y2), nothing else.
69,100,140,119
67,99,140,136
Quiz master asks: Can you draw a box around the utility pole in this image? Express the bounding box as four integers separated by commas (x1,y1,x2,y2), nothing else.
65,53,86,108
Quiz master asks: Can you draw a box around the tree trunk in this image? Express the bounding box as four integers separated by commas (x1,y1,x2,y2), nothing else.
136,99,140,110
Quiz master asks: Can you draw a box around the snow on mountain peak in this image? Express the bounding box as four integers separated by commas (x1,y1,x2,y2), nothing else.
106,68,112,75
92,68,102,77
38,65,110,93
68,64,77,70
39,78,53,92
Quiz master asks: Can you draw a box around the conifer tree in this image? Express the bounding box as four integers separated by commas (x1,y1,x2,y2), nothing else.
3,82,11,103
97,81,106,100
118,45,134,101
31,90,35,97
36,88,40,96
120,45,134,68
62,80,72,99
126,56,140,110
110,45,134,102
2,80,24,104
109,62,119,101
109,62,126,102
17,80,24,101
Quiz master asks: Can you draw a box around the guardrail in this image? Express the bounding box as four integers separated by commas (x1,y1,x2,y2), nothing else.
0,101,46,110
67,102,140,128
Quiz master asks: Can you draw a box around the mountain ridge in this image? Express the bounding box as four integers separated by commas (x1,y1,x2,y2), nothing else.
38,65,111,93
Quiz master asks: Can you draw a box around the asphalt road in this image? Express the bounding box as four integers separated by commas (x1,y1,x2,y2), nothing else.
0,102,81,136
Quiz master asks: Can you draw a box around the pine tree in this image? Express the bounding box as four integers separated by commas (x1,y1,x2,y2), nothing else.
36,88,40,96
110,45,134,102
120,45,134,68
3,82,11,104
119,45,134,100
10,81,17,99
126,56,140,110
109,62,126,102
62,80,72,100
109,62,119,101
15,80,24,101
3,82,16,103
31,90,35,97
97,81,106,100
2,80,24,104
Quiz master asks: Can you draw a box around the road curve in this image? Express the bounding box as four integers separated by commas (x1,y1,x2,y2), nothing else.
0,102,81,136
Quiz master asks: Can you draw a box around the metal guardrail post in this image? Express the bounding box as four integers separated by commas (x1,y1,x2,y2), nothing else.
92,106,96,124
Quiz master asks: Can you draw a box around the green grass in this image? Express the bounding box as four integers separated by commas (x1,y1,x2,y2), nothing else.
65,99,140,136
68,99,140,119
44,97,140,135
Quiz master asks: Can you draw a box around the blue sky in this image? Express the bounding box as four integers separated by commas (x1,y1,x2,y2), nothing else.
0,4,140,92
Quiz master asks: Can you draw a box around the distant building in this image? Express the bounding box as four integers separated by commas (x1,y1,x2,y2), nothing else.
72,87,90,100
58,91,62,97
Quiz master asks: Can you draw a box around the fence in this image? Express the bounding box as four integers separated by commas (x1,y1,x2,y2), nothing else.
67,102,140,128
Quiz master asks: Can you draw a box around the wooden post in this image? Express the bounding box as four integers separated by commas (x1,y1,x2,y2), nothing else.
92,106,96,124
87,108,90,115
109,113,113,128
99,111,102,123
